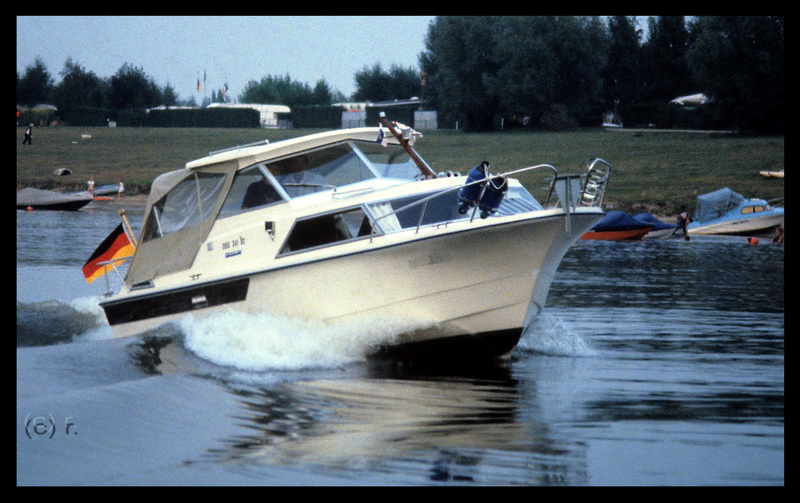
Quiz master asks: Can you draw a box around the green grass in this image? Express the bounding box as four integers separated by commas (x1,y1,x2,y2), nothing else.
17,126,784,216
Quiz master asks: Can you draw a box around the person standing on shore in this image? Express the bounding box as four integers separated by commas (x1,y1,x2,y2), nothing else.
87,176,95,196
22,123,33,145
117,180,125,199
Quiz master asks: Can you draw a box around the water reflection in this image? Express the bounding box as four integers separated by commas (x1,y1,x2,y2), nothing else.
207,363,589,485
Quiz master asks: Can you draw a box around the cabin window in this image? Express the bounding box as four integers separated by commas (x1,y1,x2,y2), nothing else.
741,205,764,214
218,165,283,218
279,207,373,254
141,172,226,242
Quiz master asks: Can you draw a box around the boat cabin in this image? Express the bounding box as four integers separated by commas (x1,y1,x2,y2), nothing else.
125,128,543,288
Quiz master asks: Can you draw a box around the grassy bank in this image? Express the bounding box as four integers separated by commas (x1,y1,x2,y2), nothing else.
17,126,783,216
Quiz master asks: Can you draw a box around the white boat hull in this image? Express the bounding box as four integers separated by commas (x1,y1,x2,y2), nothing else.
688,212,784,235
101,210,601,358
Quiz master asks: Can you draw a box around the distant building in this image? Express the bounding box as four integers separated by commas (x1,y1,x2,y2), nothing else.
334,98,437,130
206,103,291,128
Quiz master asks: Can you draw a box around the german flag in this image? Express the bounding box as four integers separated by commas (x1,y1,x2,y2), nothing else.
82,224,136,284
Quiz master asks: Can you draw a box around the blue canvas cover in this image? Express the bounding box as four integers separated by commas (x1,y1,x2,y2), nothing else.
695,188,744,222
591,211,651,232
633,212,678,231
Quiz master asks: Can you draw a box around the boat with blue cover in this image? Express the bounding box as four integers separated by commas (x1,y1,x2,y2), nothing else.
687,188,784,236
633,212,678,239
580,210,652,241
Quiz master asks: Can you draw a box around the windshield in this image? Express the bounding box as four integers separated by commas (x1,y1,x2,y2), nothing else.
355,141,420,179
264,140,419,198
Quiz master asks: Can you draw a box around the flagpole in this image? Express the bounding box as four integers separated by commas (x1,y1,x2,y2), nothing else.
119,209,138,247
103,263,111,296
379,112,436,179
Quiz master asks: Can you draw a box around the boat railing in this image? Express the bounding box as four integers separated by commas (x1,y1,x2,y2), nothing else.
369,164,563,238
545,157,612,209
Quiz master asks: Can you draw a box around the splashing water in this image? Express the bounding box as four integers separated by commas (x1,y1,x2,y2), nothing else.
178,309,435,371
519,312,596,357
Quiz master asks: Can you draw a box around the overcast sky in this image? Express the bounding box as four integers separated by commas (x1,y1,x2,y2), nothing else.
17,16,436,101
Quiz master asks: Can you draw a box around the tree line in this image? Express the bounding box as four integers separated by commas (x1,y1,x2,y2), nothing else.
421,16,783,133
17,16,783,134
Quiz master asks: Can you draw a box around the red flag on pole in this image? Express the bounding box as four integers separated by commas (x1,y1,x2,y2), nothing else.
82,224,135,284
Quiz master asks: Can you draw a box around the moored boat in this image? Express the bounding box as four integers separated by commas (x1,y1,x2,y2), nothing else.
16,187,94,211
687,188,784,236
580,210,652,241
94,118,612,360
633,212,678,239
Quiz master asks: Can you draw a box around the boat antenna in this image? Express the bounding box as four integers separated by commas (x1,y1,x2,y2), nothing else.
379,112,437,179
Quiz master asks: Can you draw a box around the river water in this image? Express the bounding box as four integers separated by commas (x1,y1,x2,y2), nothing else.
17,200,784,486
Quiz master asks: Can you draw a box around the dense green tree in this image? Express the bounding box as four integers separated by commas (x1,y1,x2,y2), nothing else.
640,16,696,103
422,16,608,130
687,16,784,133
240,74,319,108
421,16,501,131
603,16,643,113
108,62,161,110
548,16,608,126
353,63,421,102
311,79,335,105
161,83,179,107
17,57,54,108
50,58,107,115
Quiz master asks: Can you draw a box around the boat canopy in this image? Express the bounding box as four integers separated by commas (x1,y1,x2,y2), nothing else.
124,127,420,286
591,211,650,232
694,188,745,222
632,212,677,231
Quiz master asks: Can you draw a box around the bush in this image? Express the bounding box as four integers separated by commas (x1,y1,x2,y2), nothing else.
290,106,342,128
18,108,58,126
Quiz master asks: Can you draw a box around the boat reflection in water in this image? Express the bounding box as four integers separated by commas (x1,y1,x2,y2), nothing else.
98,115,611,361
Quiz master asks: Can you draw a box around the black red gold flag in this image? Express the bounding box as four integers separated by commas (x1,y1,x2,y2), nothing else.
82,224,135,284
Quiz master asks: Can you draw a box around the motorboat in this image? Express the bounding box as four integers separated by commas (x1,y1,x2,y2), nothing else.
96,117,612,360
632,212,678,239
687,187,784,236
580,210,652,241
16,187,94,211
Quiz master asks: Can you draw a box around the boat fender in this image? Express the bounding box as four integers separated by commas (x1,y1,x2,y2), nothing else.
457,161,490,214
478,176,508,219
